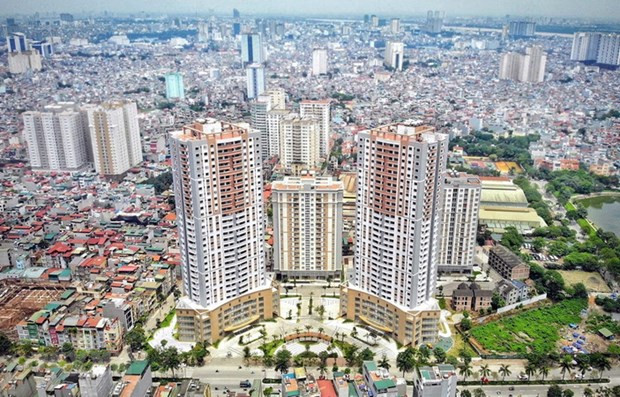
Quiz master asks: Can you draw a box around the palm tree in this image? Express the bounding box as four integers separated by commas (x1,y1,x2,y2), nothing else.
583,387,594,397
479,364,491,384
318,327,324,335
396,349,415,378
295,327,301,335
334,332,340,342
498,364,511,381
525,363,537,380
559,355,573,380
305,325,312,333
378,354,391,370
538,365,550,381
318,361,327,376
459,362,473,382
593,355,611,380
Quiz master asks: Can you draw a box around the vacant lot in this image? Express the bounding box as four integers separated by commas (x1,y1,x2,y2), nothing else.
495,161,523,174
470,299,587,354
557,270,611,293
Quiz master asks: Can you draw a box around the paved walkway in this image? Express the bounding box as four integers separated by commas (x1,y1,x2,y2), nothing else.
148,315,194,352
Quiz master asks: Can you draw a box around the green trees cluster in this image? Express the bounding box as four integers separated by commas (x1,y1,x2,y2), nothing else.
544,170,616,205
146,342,209,376
513,177,553,225
449,131,540,167
144,172,173,194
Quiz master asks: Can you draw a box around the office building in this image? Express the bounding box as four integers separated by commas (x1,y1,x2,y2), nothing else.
233,8,240,18
250,94,272,159
23,103,89,172
508,21,536,37
438,173,480,273
8,51,42,74
7,32,28,52
299,99,330,157
384,41,405,71
197,22,210,42
423,11,443,34
312,48,328,76
170,119,278,343
390,18,401,34
272,176,343,280
78,365,113,397
246,63,265,99
341,123,447,346
597,33,620,66
413,365,457,397
279,114,321,169
241,33,263,65
571,32,602,62
488,245,530,280
165,72,185,100
499,46,546,83
83,101,142,176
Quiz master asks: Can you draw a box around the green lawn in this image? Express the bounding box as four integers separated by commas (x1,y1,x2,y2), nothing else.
470,299,587,354
160,309,176,328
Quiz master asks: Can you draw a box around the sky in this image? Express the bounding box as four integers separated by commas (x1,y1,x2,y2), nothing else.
1,0,619,20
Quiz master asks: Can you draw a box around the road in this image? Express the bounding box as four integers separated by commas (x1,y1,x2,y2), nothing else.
459,383,604,396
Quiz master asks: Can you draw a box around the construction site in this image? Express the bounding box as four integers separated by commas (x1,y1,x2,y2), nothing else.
0,280,67,339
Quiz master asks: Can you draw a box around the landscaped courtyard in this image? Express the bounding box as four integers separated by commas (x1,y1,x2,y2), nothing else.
469,299,588,354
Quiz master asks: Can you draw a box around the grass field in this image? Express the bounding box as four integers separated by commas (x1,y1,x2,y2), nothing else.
557,270,611,293
470,299,587,354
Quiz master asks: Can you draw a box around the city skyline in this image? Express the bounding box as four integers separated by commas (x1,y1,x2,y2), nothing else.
1,0,620,20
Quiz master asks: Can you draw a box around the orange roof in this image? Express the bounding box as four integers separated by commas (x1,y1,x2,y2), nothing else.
163,212,176,222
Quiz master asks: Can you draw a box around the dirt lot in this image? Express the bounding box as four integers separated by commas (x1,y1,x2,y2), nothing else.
557,270,611,293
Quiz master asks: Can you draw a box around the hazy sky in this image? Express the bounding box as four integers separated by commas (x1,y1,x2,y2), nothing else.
1,0,619,20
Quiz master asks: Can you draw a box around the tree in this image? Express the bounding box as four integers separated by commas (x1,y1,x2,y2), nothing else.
500,227,524,253
274,349,292,374
16,341,33,357
243,346,251,361
561,390,574,397
433,346,446,363
559,355,573,380
0,333,12,355
479,364,491,383
525,362,537,380
459,362,473,382
532,237,546,253
539,365,550,381
572,283,588,299
358,347,375,363
160,346,181,377
591,352,611,379
491,292,505,310
461,391,472,397
343,344,358,367
378,354,391,370
126,326,147,352
473,389,486,397
396,348,415,378
461,318,472,331
498,364,511,381
61,342,75,361
547,385,563,397
583,387,593,397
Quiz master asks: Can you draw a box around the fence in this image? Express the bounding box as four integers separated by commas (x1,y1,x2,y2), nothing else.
496,293,547,314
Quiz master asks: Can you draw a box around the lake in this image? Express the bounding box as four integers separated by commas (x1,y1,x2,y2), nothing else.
579,195,620,236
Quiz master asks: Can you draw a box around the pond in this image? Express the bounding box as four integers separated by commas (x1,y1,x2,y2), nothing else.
579,195,620,236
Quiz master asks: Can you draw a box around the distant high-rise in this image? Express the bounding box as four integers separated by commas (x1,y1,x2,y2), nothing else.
23,103,89,172
299,100,330,158
571,32,602,62
170,119,278,343
31,40,53,57
508,21,536,38
279,114,321,169
423,11,443,34
59,13,74,22
246,64,265,99
272,176,343,280
241,33,263,65
165,72,185,100
232,22,241,36
267,108,289,158
267,88,286,110
371,15,379,27
83,101,142,176
8,51,42,74
439,173,481,273
571,32,620,66
597,33,620,66
233,8,240,18
312,48,328,76
250,95,272,159
7,32,28,53
390,18,401,34
384,41,405,71
499,46,546,83
341,122,447,346
197,22,209,42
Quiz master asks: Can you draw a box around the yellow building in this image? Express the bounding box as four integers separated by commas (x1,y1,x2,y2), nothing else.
340,285,440,346
176,286,279,344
